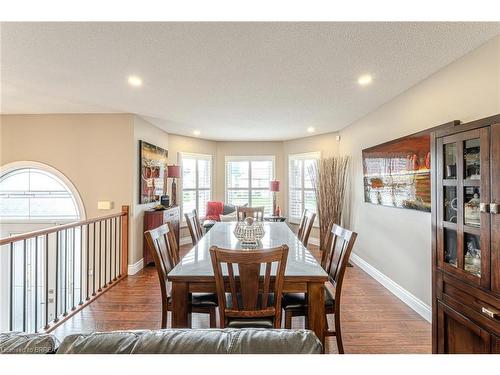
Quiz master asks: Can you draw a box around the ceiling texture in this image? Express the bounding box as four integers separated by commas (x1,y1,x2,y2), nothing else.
1,22,499,140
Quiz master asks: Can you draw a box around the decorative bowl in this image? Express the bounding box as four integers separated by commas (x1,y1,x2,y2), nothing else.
233,220,265,244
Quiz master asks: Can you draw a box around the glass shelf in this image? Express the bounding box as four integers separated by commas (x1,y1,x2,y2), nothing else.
464,138,480,180
464,232,481,277
444,186,458,223
464,186,480,228
444,228,457,268
444,143,457,179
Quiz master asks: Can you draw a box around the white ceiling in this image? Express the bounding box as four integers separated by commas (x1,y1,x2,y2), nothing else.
1,22,499,141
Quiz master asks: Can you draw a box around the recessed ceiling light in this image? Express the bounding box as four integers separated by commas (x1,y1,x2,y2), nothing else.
307,127,315,133
193,130,201,136
357,74,373,86
127,75,143,87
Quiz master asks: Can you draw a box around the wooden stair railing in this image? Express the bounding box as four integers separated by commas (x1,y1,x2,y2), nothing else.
0,205,129,334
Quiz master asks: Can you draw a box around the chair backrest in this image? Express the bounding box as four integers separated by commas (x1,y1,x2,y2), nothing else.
236,206,265,221
185,209,204,245
144,223,179,302
209,245,289,328
297,209,316,247
321,224,357,296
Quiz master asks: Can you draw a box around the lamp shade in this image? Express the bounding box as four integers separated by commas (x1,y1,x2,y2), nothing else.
167,165,181,178
270,180,280,192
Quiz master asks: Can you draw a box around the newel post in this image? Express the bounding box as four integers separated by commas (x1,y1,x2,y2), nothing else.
121,205,129,276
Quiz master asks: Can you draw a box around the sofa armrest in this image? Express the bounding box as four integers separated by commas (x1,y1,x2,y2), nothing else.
0,332,60,354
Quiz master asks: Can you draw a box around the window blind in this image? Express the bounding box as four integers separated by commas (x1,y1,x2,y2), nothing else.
288,152,320,224
180,153,212,219
225,156,275,214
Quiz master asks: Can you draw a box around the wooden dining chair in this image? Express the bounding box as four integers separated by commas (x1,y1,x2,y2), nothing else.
297,209,316,247
145,223,217,328
282,224,357,354
236,206,265,221
209,245,289,329
185,209,204,245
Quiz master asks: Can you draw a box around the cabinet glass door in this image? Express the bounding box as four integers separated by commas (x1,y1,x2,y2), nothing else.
437,127,490,288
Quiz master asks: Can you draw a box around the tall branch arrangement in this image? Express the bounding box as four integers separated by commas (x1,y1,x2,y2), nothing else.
309,156,350,250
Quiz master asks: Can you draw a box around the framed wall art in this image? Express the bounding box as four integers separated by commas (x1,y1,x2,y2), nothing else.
139,140,168,204
362,132,431,212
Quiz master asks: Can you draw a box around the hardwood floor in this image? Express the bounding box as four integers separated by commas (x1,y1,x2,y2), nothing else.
51,244,431,354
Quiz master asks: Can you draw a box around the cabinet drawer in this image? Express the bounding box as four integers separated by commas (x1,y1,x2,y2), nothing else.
437,301,491,353
163,208,179,221
437,272,500,335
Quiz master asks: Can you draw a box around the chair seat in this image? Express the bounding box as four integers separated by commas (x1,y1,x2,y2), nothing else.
192,293,218,306
227,318,274,329
282,287,334,310
167,293,218,308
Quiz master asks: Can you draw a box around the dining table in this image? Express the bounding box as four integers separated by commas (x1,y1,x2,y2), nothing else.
168,221,329,346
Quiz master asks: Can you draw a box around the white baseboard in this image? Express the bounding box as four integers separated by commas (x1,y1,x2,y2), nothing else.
179,236,192,246
350,253,431,322
127,258,144,275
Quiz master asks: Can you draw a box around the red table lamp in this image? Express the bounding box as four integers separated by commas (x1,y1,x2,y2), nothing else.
167,165,181,206
270,180,280,216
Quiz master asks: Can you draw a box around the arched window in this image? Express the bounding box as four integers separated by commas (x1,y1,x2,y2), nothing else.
0,164,83,222
0,162,85,332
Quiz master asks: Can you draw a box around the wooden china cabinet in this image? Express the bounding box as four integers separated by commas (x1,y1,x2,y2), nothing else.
431,114,499,353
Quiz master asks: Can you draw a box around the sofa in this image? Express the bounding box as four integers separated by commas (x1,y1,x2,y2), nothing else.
0,328,322,354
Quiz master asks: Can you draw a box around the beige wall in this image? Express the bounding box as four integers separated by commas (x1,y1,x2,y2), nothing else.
131,116,170,265
339,36,500,306
0,114,134,220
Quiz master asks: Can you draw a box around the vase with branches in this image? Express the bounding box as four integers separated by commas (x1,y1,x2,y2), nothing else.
308,156,350,250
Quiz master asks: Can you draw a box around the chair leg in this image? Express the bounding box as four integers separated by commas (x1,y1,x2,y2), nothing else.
284,310,292,329
334,312,344,354
161,308,168,329
209,307,217,328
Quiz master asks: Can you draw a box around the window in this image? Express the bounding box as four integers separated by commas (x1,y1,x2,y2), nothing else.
180,153,212,219
225,156,275,214
288,152,320,224
0,168,80,220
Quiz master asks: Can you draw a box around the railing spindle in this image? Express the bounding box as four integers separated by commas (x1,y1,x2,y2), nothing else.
72,227,76,310
114,217,118,281
86,224,90,301
119,216,122,277
104,219,107,287
80,225,84,305
108,219,112,284
35,236,39,332
44,234,49,330
9,242,14,331
63,229,68,316
54,231,59,322
98,221,102,292
23,239,27,331
92,222,96,296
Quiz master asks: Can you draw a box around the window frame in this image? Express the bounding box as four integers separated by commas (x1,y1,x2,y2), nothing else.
0,161,85,223
224,155,276,213
179,152,213,223
288,152,320,225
